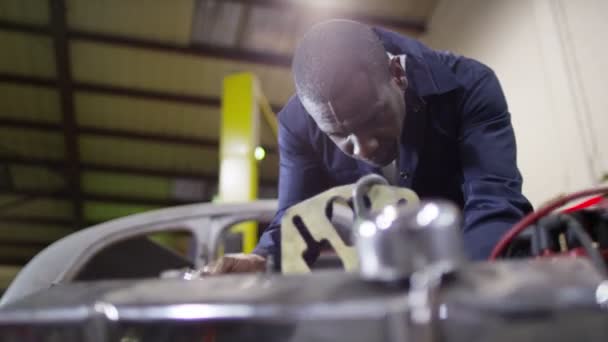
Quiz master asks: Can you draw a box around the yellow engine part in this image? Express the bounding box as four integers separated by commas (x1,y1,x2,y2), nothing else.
281,183,419,273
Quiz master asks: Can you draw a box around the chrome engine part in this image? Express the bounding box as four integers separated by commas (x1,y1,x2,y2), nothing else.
352,174,466,282
0,175,606,341
0,259,605,341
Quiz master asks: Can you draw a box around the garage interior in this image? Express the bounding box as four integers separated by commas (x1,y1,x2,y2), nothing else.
0,0,606,298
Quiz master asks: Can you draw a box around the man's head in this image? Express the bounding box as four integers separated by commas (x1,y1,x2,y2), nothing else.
293,20,407,167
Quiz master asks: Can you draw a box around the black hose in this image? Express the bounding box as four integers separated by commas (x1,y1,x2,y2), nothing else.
561,214,608,277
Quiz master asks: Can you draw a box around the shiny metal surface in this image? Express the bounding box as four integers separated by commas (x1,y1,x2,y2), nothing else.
353,174,416,281
0,271,406,322
353,174,465,282
0,259,606,341
404,201,467,272
440,259,608,342
2,180,607,341
0,200,277,307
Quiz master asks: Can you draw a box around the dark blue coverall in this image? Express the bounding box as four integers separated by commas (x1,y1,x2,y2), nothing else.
254,27,533,268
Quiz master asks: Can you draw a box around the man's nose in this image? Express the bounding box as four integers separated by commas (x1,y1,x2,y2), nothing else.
349,134,379,158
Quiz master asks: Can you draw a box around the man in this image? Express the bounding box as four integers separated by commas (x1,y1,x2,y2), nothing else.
211,20,532,274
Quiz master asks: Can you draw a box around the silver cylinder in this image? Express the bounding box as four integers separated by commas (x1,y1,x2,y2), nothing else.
354,199,466,282
405,201,467,271
354,204,418,281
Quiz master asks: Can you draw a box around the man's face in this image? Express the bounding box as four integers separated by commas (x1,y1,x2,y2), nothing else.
304,60,406,167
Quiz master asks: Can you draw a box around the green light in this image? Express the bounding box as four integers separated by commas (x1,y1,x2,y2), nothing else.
254,146,266,161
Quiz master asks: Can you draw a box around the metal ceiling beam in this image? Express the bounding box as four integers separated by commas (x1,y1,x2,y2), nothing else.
70,29,292,67
0,8,426,75
50,0,83,229
79,162,219,182
0,118,218,148
75,80,222,107
0,156,278,187
0,72,215,107
0,72,283,113
0,19,291,68
0,216,98,230
0,215,74,226
224,0,427,33
234,2,253,47
1,155,202,179
0,117,277,154
1,187,196,207
0,241,50,250
0,117,61,131
0,20,48,35
78,125,220,148
0,72,56,87
0,256,35,267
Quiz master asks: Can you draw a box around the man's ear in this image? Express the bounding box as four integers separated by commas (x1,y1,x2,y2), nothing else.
389,57,408,90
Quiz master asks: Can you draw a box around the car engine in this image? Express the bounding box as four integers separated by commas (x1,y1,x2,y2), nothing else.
0,175,606,341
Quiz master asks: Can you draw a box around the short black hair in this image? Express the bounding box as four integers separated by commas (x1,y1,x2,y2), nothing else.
292,20,390,104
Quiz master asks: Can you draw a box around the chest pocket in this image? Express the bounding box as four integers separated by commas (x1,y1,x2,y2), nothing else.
427,93,461,141
415,98,463,197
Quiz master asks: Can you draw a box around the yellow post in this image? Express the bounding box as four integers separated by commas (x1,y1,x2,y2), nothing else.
219,73,261,253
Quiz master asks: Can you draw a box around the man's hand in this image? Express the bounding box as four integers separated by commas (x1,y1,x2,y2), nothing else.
207,253,267,275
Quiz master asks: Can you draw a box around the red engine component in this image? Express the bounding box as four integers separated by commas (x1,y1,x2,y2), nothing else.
489,187,608,275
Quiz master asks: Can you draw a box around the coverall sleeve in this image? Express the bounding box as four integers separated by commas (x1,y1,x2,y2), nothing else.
253,101,329,266
458,69,533,260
